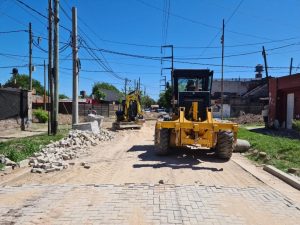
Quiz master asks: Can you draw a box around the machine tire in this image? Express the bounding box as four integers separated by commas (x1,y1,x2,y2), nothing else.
216,131,234,160
154,128,170,155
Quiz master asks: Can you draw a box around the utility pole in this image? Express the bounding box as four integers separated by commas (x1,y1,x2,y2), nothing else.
220,19,225,120
262,46,269,97
48,64,51,135
72,7,78,125
161,45,174,110
262,46,269,79
29,22,33,90
138,77,141,91
144,86,146,96
43,60,46,110
53,0,59,135
289,57,293,75
48,0,53,134
124,78,128,97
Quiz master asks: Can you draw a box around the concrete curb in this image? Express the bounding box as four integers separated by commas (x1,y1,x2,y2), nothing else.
263,165,300,190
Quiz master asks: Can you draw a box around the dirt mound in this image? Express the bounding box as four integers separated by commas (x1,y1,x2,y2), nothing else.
232,113,263,124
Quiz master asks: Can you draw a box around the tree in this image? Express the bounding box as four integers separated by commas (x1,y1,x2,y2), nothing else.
59,94,69,99
141,95,156,108
94,89,106,101
92,82,120,94
157,86,173,108
4,74,45,95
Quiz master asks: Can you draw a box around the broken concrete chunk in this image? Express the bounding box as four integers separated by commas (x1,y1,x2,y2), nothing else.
31,168,44,173
84,164,91,169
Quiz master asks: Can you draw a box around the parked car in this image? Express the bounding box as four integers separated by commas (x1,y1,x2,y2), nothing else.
156,108,165,113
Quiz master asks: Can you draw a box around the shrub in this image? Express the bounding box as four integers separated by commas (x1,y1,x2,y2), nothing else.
33,108,48,123
292,120,300,132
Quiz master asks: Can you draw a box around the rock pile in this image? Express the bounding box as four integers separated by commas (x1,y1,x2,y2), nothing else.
27,129,114,173
232,113,263,125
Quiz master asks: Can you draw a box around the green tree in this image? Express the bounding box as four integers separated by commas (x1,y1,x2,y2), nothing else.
94,89,106,101
92,82,120,94
141,95,156,108
157,86,173,108
59,94,69,99
4,74,45,95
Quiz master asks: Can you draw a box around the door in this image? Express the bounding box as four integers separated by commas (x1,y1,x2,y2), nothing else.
286,93,294,129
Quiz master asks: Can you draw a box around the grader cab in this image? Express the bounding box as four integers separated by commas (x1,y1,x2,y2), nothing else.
155,69,238,160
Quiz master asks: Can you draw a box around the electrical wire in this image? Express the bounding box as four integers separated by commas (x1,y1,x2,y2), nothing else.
0,29,28,34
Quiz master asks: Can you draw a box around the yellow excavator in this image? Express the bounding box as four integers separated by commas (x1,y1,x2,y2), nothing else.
113,89,145,129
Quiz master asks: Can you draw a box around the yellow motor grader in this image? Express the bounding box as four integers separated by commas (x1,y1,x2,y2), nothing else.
155,69,238,160
113,89,145,129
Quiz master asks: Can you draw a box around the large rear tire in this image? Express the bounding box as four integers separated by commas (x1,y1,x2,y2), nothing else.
154,128,170,155
216,131,234,160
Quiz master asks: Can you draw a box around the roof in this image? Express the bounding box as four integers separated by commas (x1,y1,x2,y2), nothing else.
99,89,123,102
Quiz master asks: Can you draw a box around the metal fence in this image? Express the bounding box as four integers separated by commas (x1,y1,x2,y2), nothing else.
0,88,28,120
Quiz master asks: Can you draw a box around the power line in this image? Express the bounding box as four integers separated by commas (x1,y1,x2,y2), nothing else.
136,0,270,41
13,0,71,32
58,3,126,81
15,0,47,19
0,29,28,34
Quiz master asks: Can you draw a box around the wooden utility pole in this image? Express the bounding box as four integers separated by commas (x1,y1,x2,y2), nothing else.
53,0,59,134
29,22,32,90
289,57,293,75
43,60,46,110
72,7,78,125
48,0,53,134
220,19,225,120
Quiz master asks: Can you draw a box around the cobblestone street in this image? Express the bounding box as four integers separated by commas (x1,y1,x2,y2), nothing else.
0,123,299,224
1,183,299,225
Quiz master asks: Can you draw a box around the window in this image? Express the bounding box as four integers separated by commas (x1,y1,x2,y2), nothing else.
178,77,209,92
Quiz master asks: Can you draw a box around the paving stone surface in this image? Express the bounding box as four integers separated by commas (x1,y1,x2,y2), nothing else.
0,183,299,225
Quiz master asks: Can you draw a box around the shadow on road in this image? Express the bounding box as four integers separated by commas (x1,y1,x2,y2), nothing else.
128,145,225,171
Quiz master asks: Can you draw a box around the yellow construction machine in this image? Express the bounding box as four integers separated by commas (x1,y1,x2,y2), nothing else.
155,69,238,160
113,90,145,129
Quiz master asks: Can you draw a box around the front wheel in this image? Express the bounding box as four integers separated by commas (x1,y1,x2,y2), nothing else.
154,128,170,155
216,131,234,160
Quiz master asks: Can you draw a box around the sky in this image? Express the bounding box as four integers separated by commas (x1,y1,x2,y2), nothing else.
0,0,300,100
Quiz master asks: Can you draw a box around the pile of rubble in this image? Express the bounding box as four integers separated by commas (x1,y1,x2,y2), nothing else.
1,129,115,174
232,113,263,124
29,129,114,173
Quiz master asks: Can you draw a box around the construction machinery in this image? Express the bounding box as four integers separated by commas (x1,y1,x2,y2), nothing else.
155,69,238,160
113,89,145,129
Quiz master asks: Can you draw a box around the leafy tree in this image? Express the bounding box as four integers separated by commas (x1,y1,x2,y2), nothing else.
59,94,69,99
157,86,173,108
94,89,106,101
4,74,45,95
92,82,120,94
141,95,156,108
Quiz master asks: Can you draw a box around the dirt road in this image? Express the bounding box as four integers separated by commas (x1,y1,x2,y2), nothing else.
0,121,299,225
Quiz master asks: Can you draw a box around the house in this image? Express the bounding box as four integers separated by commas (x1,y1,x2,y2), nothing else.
269,73,300,129
96,89,123,104
211,78,268,117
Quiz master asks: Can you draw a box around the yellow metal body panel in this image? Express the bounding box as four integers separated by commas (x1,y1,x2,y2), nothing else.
156,107,238,148
123,90,143,122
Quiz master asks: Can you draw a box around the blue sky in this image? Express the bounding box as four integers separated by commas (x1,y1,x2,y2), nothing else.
0,0,300,100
